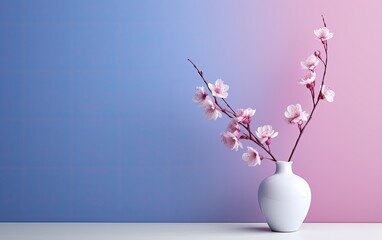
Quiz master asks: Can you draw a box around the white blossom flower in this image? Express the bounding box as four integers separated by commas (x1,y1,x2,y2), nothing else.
227,119,240,133
301,54,320,70
236,108,256,124
320,85,335,102
314,27,333,41
284,104,309,124
208,79,229,98
192,86,209,105
299,71,316,85
256,125,279,144
203,98,222,120
221,131,243,151
242,147,262,167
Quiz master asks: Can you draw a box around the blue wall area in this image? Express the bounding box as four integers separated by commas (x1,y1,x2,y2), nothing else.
0,0,275,222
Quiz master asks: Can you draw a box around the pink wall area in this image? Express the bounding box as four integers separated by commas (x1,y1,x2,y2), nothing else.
202,0,382,222
260,0,382,222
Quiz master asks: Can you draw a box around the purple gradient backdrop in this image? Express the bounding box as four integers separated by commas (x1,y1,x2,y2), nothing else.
283,0,382,222
1,0,382,222
232,0,382,221
187,0,382,222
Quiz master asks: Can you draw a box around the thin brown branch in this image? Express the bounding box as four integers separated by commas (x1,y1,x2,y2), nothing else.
188,59,278,162
187,59,234,118
222,98,236,115
321,15,327,27
310,88,315,106
288,17,329,162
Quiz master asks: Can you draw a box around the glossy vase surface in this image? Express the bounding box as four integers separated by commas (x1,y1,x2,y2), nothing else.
258,161,311,232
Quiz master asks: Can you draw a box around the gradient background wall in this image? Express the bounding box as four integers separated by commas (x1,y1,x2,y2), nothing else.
0,0,381,222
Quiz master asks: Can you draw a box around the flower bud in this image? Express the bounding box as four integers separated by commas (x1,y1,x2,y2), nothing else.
260,155,264,160
314,50,321,57
306,83,314,90
266,139,271,145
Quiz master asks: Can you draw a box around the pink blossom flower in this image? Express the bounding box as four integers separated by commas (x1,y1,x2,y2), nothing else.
221,131,243,151
203,98,222,120
284,104,309,124
314,27,333,41
227,119,240,133
301,54,320,70
242,147,261,167
236,108,256,124
299,71,316,85
256,125,279,144
192,86,209,105
320,85,335,102
208,79,229,98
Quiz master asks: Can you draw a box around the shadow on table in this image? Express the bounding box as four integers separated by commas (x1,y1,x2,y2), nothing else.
235,226,271,233
231,225,305,240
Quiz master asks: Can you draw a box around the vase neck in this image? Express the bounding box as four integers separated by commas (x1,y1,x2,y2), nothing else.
275,161,293,174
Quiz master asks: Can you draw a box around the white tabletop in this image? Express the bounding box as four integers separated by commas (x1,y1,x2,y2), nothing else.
0,223,381,240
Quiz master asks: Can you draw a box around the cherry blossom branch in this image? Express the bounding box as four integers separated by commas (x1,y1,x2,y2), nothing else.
187,59,236,117
246,124,277,161
287,17,329,162
222,98,236,115
190,16,333,166
188,59,278,162
321,14,327,27
310,88,315,106
246,124,260,145
240,122,278,161
240,131,277,162
318,55,327,67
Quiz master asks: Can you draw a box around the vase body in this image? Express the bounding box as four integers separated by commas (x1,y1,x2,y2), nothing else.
258,161,311,232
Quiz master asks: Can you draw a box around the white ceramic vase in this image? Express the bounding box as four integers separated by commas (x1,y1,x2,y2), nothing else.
258,161,311,232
